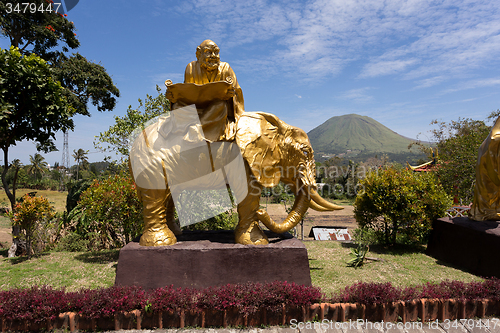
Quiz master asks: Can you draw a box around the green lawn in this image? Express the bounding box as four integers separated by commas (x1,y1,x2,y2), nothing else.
306,241,482,297
0,189,68,212
0,241,482,295
0,189,483,295
0,249,118,291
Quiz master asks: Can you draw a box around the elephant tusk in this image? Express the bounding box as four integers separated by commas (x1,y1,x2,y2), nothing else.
257,191,310,234
309,200,333,211
309,189,344,211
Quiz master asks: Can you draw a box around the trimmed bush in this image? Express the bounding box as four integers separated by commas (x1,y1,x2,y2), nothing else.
71,172,143,249
330,279,500,304
67,286,146,319
10,194,55,256
354,166,452,246
0,279,499,323
333,282,401,304
0,286,67,323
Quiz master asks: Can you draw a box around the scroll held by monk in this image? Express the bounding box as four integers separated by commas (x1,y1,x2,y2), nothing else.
165,80,233,106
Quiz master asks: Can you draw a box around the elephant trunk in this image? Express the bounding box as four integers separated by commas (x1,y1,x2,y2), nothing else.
257,189,310,234
309,189,344,211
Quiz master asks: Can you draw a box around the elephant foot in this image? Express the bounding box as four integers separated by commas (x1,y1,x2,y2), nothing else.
167,220,183,236
140,226,177,246
235,221,269,245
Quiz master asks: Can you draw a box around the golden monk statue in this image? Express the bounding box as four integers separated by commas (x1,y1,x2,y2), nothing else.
469,116,500,221
167,39,244,142
130,40,343,247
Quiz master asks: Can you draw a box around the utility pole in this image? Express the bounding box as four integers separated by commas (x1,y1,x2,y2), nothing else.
60,131,70,191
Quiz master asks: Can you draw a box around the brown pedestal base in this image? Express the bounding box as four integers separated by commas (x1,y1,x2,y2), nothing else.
426,217,500,278
114,230,312,290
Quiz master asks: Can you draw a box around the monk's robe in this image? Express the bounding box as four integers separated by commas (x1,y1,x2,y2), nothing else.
469,117,500,221
172,61,244,142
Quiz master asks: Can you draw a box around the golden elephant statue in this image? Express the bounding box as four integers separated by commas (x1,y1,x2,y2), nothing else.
129,106,343,246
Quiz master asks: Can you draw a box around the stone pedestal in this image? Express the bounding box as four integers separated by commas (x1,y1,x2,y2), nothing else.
426,217,500,278
114,230,312,290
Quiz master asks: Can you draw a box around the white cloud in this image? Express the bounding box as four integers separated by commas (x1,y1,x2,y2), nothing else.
442,77,500,94
339,87,374,103
360,59,419,78
150,73,183,86
173,0,500,85
413,76,446,89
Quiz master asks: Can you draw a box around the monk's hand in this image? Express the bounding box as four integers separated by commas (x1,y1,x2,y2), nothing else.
165,89,174,100
225,88,235,99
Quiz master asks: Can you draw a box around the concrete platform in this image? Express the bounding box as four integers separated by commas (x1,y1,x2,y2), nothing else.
426,217,500,278
115,230,312,290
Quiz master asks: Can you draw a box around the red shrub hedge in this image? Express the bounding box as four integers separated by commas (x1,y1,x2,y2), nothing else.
0,286,67,323
330,278,500,304
0,279,499,321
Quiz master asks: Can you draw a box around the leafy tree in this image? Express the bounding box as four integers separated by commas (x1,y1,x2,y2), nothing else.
27,153,48,182
1,2,119,255
0,0,78,57
0,47,72,209
428,118,490,204
52,53,120,116
354,166,451,246
0,0,119,209
72,148,88,180
95,86,170,160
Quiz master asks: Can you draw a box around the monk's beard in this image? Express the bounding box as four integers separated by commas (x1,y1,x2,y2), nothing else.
200,58,219,72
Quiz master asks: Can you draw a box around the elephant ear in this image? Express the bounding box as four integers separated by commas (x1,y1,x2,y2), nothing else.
236,112,284,187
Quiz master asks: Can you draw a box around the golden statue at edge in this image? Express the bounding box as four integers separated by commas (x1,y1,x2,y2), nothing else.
130,40,343,247
470,117,500,221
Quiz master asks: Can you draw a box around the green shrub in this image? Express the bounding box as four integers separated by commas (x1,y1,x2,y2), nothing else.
66,179,93,213
182,210,238,231
53,232,101,252
354,166,451,246
72,172,143,249
10,194,55,256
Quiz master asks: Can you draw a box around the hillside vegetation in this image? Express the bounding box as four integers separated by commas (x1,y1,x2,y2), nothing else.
308,114,423,156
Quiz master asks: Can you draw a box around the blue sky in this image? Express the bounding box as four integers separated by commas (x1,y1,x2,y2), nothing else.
3,0,500,165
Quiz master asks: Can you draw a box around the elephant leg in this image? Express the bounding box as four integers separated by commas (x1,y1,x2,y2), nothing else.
235,175,269,245
137,186,177,246
165,195,182,236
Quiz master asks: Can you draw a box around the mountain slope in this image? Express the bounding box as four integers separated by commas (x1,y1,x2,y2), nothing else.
308,114,415,154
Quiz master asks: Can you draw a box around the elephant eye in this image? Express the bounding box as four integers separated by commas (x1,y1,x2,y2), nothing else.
302,147,310,157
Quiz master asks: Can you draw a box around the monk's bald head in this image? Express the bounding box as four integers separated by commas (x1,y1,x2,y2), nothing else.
196,40,220,72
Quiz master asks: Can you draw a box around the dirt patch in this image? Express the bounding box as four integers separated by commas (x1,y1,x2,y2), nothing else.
0,216,11,249
0,227,12,249
262,203,357,240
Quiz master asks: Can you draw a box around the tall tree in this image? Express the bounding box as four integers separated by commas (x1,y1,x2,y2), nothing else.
1,1,119,256
27,153,48,182
95,86,170,160
72,148,88,180
428,118,490,204
8,159,22,202
0,47,72,257
0,47,72,209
